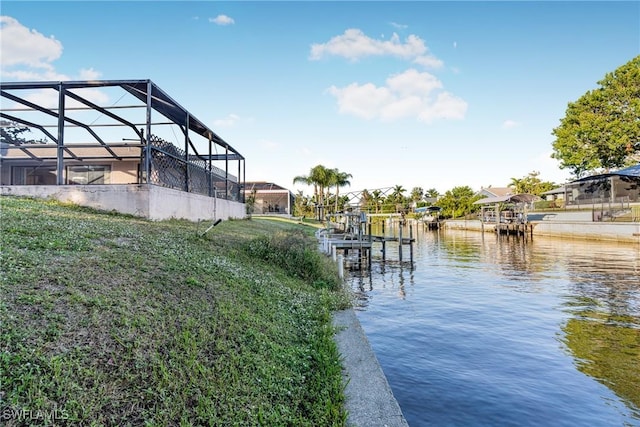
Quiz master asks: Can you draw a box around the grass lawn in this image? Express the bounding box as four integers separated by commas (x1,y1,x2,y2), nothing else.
0,196,350,426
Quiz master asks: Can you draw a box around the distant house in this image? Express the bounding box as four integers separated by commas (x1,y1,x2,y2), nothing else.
477,187,513,199
244,181,295,215
541,186,566,204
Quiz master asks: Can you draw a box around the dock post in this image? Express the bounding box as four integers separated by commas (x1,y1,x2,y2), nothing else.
337,254,344,279
409,224,414,264
382,240,386,261
399,223,403,262
332,245,337,262
368,222,373,269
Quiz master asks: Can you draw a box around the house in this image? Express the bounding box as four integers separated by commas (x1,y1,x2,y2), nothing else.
563,164,640,207
244,181,295,216
477,187,514,199
1,79,246,221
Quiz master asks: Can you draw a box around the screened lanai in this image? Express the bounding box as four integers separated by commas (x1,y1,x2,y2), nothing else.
0,80,245,201
565,164,640,207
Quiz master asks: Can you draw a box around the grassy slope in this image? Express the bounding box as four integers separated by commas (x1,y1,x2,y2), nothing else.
0,196,350,426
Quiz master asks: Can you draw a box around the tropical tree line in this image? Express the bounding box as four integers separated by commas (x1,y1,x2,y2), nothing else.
292,166,560,220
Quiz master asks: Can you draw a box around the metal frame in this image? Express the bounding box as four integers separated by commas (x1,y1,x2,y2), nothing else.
0,79,245,201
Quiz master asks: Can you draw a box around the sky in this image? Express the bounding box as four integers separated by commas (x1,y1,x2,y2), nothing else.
1,1,639,196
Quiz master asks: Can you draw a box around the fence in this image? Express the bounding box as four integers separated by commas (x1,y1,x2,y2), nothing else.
148,135,242,202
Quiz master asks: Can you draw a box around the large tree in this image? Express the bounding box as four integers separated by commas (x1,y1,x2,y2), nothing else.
551,55,640,178
437,186,481,219
508,171,557,195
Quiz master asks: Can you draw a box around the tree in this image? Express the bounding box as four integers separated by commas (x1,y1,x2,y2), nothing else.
389,185,407,213
370,190,383,213
425,188,440,199
509,171,557,195
359,189,371,212
551,55,640,178
245,189,257,218
293,165,333,220
330,169,352,213
410,187,424,204
1,120,47,145
437,186,481,219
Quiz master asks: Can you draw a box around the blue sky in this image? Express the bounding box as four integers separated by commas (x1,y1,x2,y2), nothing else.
1,1,639,195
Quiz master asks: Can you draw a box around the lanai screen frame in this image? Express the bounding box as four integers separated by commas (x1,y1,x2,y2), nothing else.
0,79,245,201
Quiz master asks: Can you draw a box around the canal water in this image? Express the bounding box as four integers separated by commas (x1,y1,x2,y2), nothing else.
345,227,640,427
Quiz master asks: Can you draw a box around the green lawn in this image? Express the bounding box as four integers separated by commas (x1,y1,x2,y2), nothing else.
0,196,350,426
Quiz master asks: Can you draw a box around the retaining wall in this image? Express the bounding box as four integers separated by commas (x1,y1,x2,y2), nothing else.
444,219,640,244
1,184,245,221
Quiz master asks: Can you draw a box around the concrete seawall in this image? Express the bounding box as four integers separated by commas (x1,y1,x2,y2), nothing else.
333,309,409,427
444,218,640,244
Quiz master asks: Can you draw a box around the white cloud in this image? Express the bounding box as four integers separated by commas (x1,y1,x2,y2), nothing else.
413,55,444,69
418,92,467,123
390,22,408,30
310,29,440,67
213,113,241,127
78,68,102,81
502,119,521,129
0,16,105,85
327,82,393,120
327,68,467,123
209,15,235,26
0,16,63,70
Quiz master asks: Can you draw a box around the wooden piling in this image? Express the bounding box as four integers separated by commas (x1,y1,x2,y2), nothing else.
399,223,403,262
409,224,413,264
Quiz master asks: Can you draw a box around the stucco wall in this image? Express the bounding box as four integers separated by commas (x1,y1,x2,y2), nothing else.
0,184,245,221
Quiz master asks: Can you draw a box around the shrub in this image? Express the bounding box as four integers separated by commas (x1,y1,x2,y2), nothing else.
243,230,341,290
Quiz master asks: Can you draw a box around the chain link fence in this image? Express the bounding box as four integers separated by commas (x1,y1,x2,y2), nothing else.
147,135,241,201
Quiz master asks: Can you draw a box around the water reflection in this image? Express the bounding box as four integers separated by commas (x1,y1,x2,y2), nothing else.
346,228,640,426
561,297,640,418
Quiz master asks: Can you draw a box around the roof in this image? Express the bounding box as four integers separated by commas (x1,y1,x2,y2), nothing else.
474,193,538,205
415,206,442,213
541,186,566,195
478,187,513,197
573,163,640,182
244,182,291,192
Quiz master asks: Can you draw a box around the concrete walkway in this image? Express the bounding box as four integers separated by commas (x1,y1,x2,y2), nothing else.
333,309,409,427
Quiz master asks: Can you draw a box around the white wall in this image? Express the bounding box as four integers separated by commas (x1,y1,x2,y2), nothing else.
0,184,245,222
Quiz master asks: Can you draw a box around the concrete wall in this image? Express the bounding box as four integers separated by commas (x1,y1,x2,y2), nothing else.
0,184,245,222
444,220,487,232
444,219,640,244
532,221,640,244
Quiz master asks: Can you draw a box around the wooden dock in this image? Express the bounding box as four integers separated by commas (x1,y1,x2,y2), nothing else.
317,217,417,274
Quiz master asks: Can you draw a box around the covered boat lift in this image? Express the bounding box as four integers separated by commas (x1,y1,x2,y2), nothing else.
474,193,538,236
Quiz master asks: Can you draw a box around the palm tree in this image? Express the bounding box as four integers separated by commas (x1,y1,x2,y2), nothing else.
391,185,407,213
330,169,353,213
293,165,333,220
425,188,440,199
509,177,525,194
359,189,371,212
371,190,383,213
410,187,424,204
